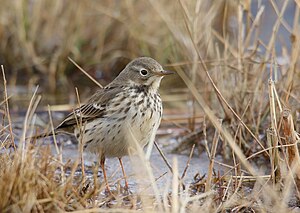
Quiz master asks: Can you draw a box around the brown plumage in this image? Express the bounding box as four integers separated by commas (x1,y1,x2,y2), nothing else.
35,57,173,192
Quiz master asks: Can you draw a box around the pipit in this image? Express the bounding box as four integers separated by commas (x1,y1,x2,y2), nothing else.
41,57,173,192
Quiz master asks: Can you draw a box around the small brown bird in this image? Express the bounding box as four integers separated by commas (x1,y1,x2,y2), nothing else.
48,57,173,192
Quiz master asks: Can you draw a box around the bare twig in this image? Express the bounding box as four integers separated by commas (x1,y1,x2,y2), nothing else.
206,120,221,192
47,106,65,183
68,57,103,88
181,144,195,180
1,65,16,150
154,141,173,174
21,86,41,160
75,87,86,179
267,79,281,184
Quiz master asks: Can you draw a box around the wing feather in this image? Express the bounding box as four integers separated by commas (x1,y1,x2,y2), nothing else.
55,86,123,131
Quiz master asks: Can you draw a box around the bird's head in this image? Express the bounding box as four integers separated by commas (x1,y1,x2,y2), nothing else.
115,57,173,91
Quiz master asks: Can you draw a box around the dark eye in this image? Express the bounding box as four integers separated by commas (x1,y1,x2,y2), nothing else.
140,69,148,76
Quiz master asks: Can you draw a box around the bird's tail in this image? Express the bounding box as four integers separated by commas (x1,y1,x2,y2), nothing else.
25,129,57,141
25,128,74,142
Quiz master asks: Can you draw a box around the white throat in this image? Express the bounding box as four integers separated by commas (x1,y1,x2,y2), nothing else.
146,76,163,92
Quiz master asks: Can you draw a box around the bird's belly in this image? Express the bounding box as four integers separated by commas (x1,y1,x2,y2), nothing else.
75,107,161,158
127,107,161,147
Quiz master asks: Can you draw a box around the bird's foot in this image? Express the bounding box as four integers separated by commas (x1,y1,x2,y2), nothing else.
121,183,132,196
104,185,113,196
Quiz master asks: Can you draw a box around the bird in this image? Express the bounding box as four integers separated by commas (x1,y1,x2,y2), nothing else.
34,57,174,193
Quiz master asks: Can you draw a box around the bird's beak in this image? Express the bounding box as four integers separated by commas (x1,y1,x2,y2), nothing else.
156,70,175,76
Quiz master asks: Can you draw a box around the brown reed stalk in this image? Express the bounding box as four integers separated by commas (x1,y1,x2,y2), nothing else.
205,119,221,192
268,79,281,184
1,65,16,150
281,109,300,190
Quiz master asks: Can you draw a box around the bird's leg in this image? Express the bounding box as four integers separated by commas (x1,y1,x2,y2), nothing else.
100,156,111,193
118,157,129,190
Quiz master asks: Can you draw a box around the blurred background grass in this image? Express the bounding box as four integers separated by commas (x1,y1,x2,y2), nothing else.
0,0,239,100
0,0,299,148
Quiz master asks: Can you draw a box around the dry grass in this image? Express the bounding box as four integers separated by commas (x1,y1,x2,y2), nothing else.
1,0,300,212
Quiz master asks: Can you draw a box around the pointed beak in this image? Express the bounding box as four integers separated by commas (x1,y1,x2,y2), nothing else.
156,70,175,76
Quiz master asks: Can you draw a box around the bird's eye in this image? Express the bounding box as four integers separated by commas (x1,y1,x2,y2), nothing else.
140,69,148,76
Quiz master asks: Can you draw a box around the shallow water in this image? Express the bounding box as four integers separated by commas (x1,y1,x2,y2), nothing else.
48,135,224,193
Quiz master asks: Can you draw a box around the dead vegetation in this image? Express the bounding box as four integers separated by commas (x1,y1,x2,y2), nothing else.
1,0,300,212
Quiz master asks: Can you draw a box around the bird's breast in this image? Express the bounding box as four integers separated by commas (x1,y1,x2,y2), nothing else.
105,88,162,149
77,88,163,158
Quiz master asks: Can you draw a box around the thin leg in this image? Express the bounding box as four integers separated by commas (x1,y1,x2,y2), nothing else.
118,157,129,189
100,156,110,193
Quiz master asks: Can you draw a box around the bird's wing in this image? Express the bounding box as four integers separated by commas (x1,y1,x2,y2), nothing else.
55,86,123,131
